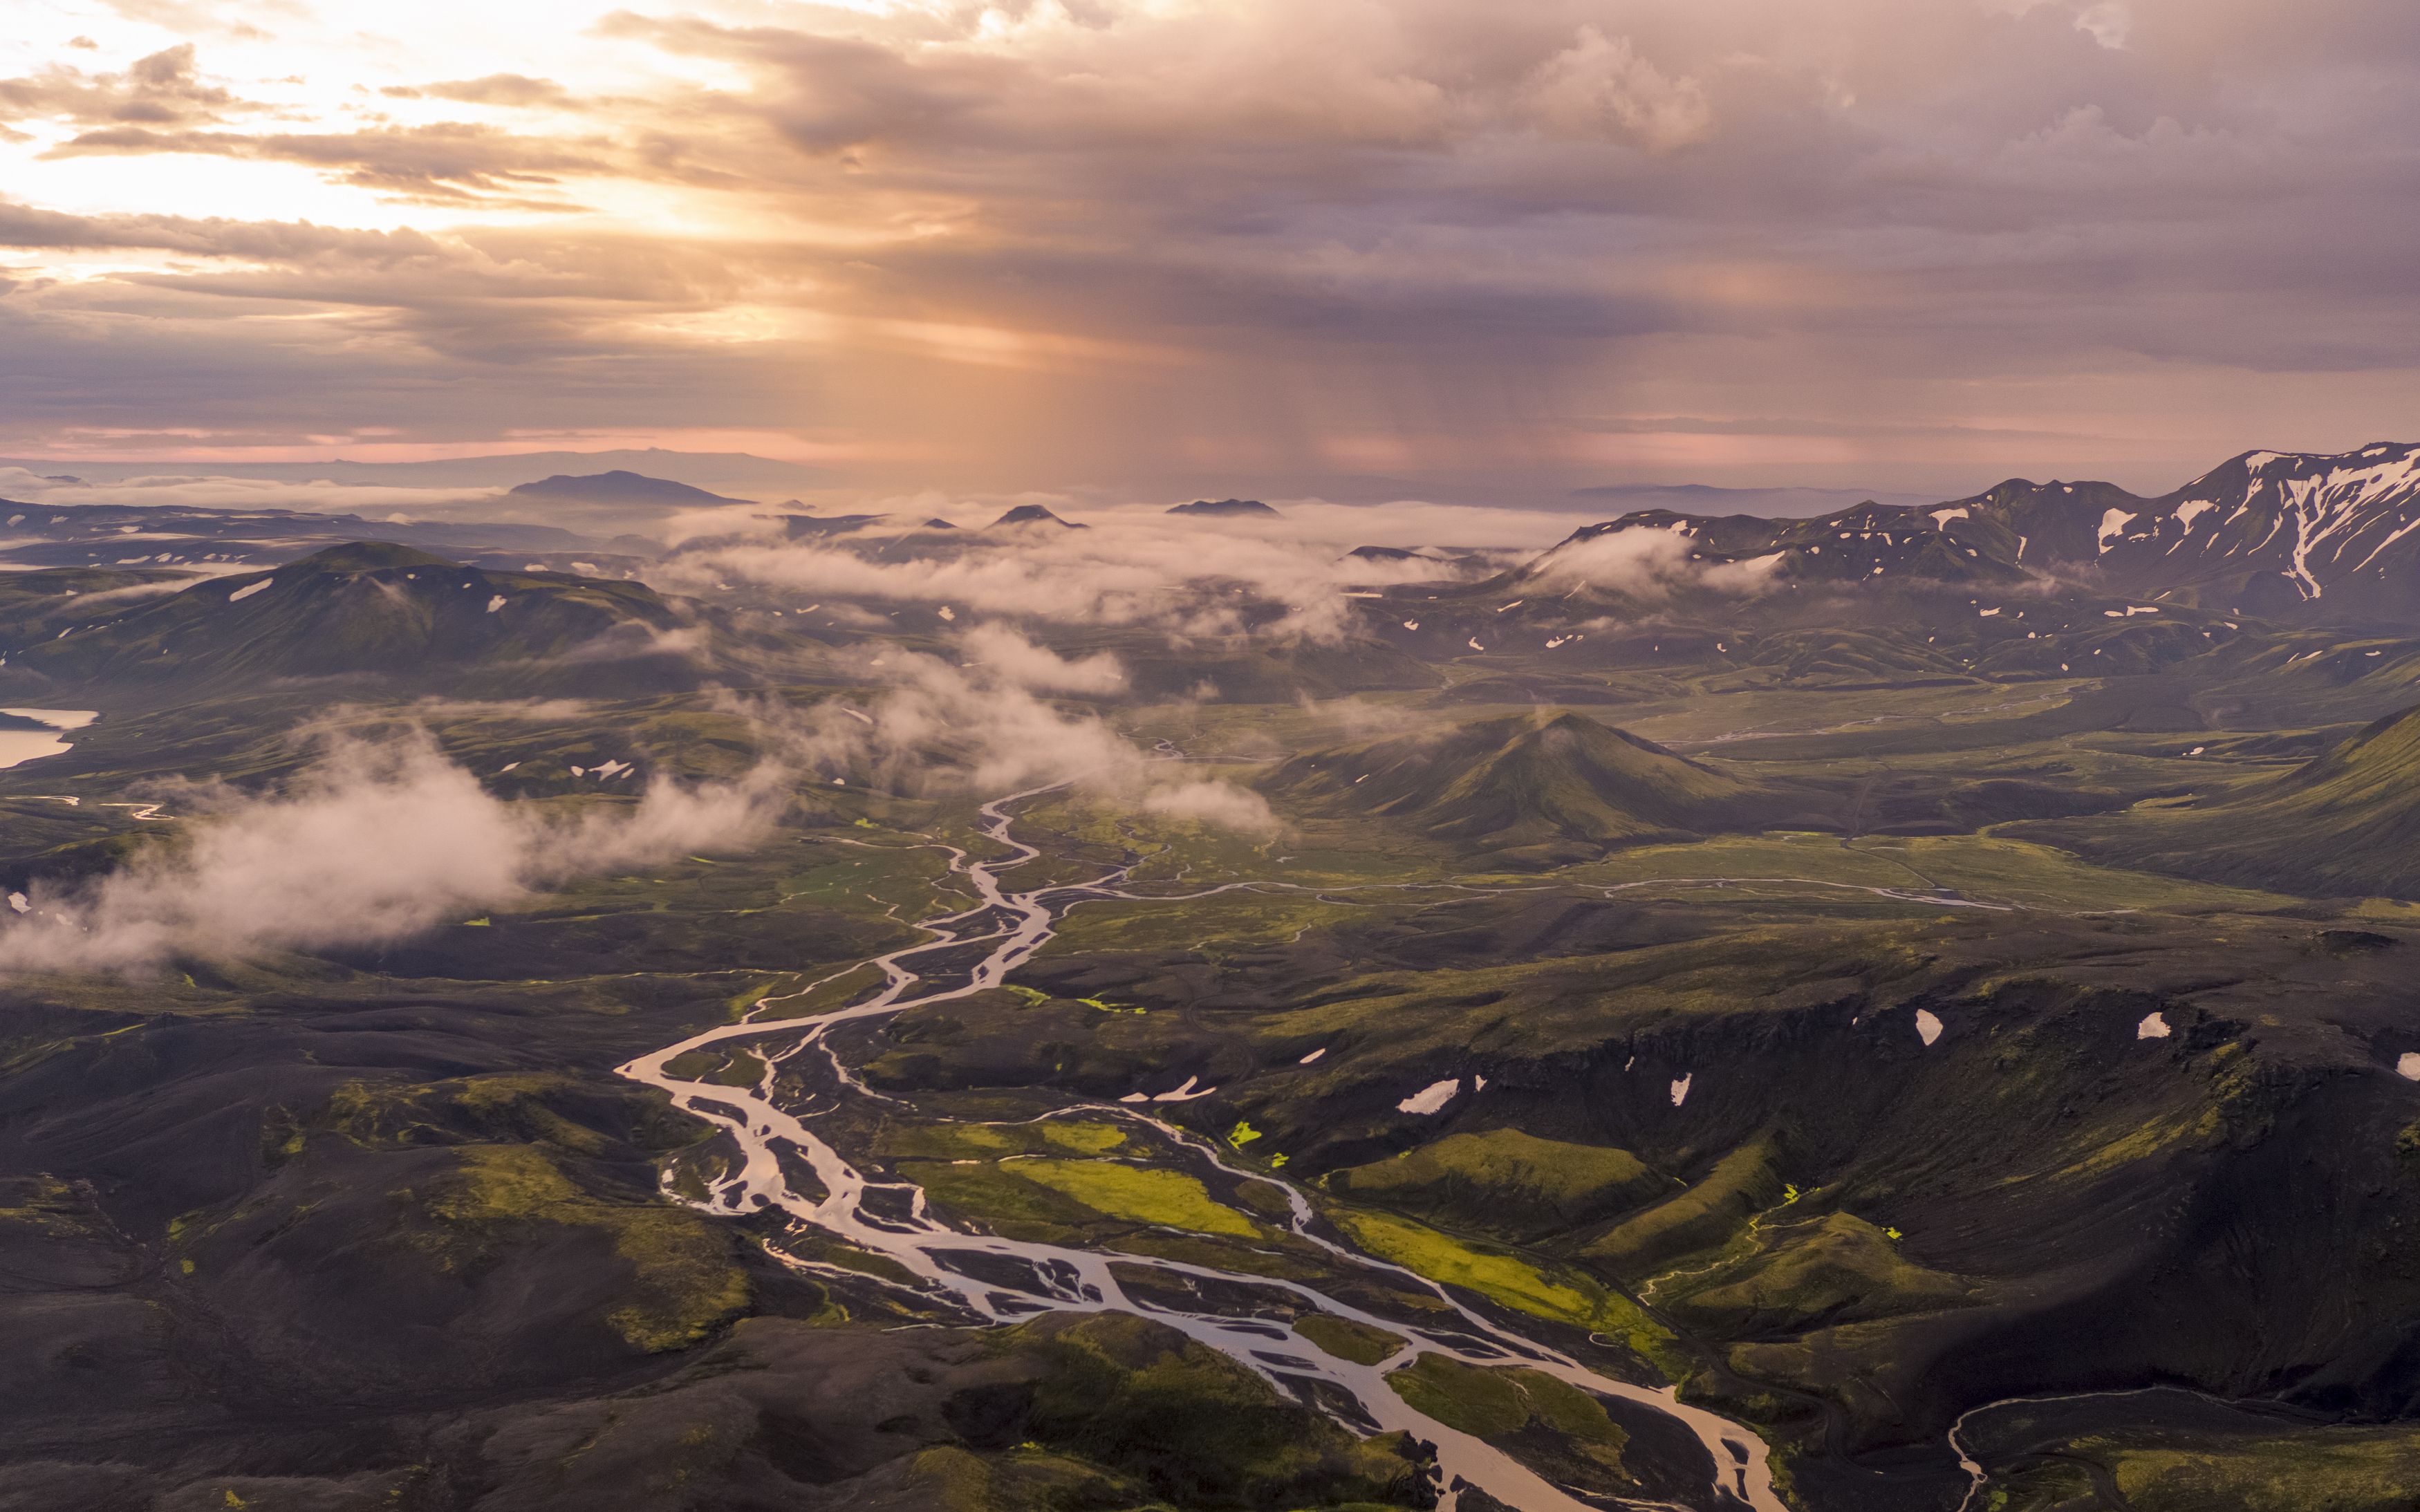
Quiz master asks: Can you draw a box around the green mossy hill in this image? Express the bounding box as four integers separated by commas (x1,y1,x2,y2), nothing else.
1330,1128,1668,1240
1329,1207,1687,1379
1657,1212,1974,1334
312,1070,697,1158
2042,699,2420,897
1267,710,1771,853
897,1150,1267,1247
1581,1137,1787,1282
1,542,691,694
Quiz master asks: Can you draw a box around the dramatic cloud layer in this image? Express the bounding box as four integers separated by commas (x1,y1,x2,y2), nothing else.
0,731,784,973
663,505,1487,640
5,1,2420,498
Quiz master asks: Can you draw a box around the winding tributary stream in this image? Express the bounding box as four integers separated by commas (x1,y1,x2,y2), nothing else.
621,787,1787,1512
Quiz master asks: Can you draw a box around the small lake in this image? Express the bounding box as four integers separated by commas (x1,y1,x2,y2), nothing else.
0,708,98,769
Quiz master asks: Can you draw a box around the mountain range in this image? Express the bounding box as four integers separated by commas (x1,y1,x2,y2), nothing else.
1542,442,2420,619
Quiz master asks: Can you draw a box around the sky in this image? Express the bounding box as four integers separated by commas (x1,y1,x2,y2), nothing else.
3,0,2418,505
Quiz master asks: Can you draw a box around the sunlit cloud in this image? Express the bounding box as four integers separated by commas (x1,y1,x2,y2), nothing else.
1,0,2417,499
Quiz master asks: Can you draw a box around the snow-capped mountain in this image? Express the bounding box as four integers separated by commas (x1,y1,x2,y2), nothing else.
1536,442,2420,619
2066,443,2420,613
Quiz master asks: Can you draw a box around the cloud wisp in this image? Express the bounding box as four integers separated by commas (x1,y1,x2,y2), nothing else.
0,730,785,974
762,627,1275,833
1526,525,1783,599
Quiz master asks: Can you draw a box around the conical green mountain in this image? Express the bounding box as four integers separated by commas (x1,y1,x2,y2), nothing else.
1269,710,1765,852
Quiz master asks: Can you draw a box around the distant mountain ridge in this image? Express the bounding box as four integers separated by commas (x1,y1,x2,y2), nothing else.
1570,482,1934,518
1167,498,1281,519
0,543,694,697
1540,442,2420,619
510,472,749,507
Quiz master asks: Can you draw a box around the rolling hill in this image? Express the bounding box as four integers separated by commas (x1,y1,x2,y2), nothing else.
0,542,700,698
1266,710,1779,861
2036,699,2420,897
0,495,638,574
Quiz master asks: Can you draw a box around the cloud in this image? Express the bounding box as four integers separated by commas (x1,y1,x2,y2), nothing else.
1521,26,1713,148
1527,525,1783,598
0,200,446,259
43,123,611,209
0,44,245,129
6,3,2420,494
960,620,1126,694
0,730,783,974
0,466,509,519
750,629,1271,831
660,506,1498,643
416,75,577,110
1141,780,1278,834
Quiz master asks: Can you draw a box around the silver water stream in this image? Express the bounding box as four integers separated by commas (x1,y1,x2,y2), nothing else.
620,787,1787,1512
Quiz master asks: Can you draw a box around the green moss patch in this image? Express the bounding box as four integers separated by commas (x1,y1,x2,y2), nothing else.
1386,1353,1631,1481
1331,1128,1664,1239
1293,1312,1407,1366
1660,1212,1973,1333
2051,1423,2420,1512
1330,1208,1685,1379
1014,1160,1263,1238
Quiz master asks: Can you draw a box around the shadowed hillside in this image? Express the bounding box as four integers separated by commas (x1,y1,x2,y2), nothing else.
2038,700,2420,897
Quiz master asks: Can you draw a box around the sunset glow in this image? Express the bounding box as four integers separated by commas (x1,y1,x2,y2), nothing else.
6,0,2418,498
